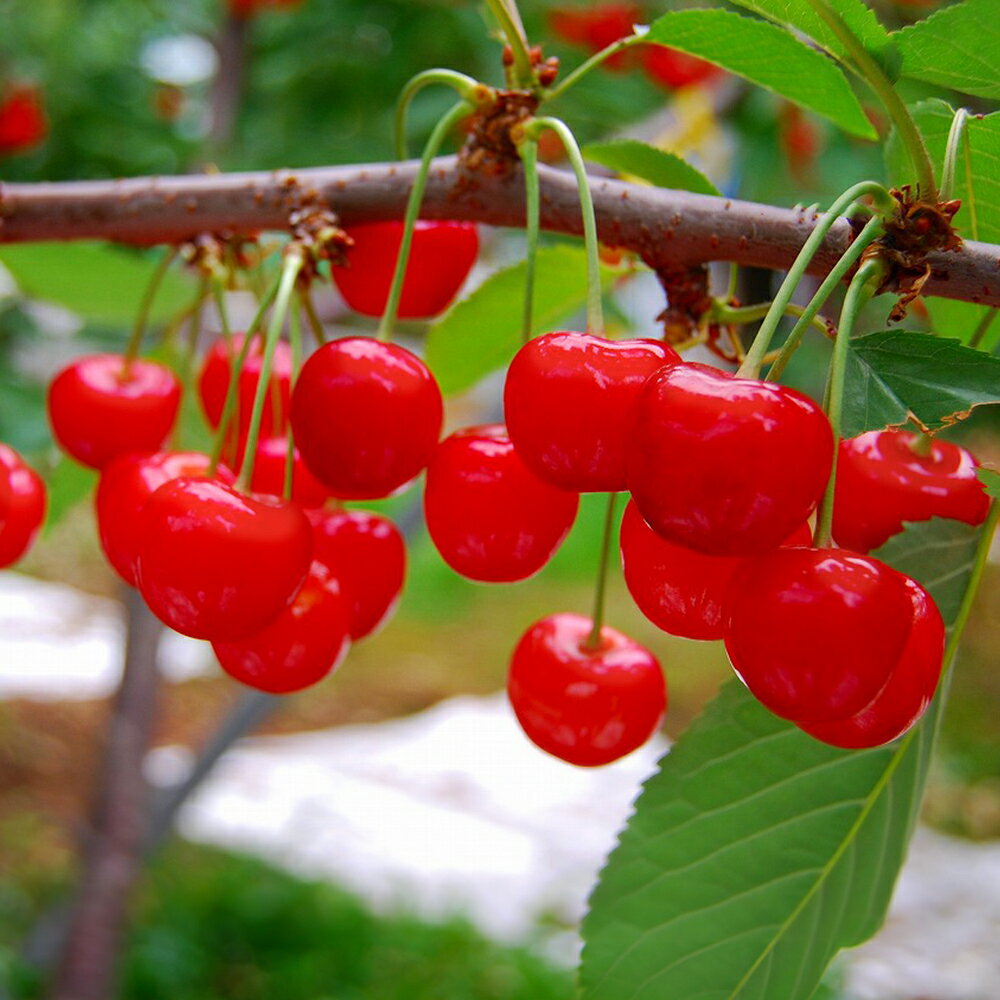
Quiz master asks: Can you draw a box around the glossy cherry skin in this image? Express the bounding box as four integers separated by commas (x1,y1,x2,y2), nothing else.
507,612,666,767
248,436,331,509
626,362,834,557
724,548,915,724
620,499,812,641
47,355,182,469
306,507,406,640
0,444,46,567
799,574,945,748
213,560,351,694
424,424,579,583
504,331,680,493
290,337,443,500
330,221,478,319
95,451,235,586
135,477,313,641
197,333,293,460
642,45,721,90
832,428,990,553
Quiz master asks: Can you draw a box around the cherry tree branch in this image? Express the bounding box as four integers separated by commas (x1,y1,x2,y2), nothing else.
2,156,998,306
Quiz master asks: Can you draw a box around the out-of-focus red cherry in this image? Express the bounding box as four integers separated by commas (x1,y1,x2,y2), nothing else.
0,85,47,155
0,444,46,567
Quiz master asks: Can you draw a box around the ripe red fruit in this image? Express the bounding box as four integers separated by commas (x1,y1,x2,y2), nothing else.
197,333,292,458
330,221,478,319
504,331,680,492
0,85,47,155
95,451,235,586
307,507,406,640
620,499,812,641
626,362,834,556
799,574,945,748
248,436,331,509
548,4,640,70
290,337,443,500
135,477,312,641
724,548,916,724
213,560,351,694
0,444,46,567
642,45,721,90
832,428,990,553
47,355,182,469
228,0,300,18
424,424,579,583
507,612,666,767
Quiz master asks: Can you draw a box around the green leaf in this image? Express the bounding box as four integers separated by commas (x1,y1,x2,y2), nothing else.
895,0,1000,101
643,10,876,140
925,298,999,351
843,331,1000,438
885,99,1000,243
42,456,98,533
979,468,1000,500
0,243,193,328
425,245,616,396
582,140,720,197
581,517,982,1000
724,0,893,67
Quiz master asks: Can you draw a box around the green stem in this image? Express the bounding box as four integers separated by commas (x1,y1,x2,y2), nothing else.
714,301,831,338
237,251,304,493
542,33,644,103
375,100,473,343
484,0,534,88
123,247,180,370
813,257,885,548
299,287,327,348
284,298,304,502
968,308,997,351
940,108,969,204
584,492,620,652
737,180,892,379
518,135,541,344
394,69,486,160
766,213,885,382
804,0,937,199
523,116,604,334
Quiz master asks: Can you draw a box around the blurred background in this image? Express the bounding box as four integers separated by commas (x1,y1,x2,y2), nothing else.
1,0,998,998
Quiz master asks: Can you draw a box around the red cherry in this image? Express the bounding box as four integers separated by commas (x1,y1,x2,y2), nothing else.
642,45,721,90
135,477,313,641
504,331,680,492
0,444,46,567
47,355,182,469
832,428,990,553
197,333,292,458
248,436,331,509
620,499,812,641
626,362,834,556
799,574,945,748
228,0,300,17
330,221,478,319
306,507,406,640
724,548,915,724
548,4,640,70
213,560,351,694
95,451,235,586
424,424,579,583
290,337,443,500
508,613,666,767
0,86,47,154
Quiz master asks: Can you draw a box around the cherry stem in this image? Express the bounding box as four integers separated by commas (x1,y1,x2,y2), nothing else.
237,249,304,493
522,116,604,335
484,0,534,89
909,431,934,458
375,99,474,343
714,301,830,339
584,492,620,652
737,180,892,379
766,213,885,383
542,32,645,103
517,134,541,345
940,108,969,204
813,256,885,548
123,246,180,373
804,0,937,200
299,287,327,348
209,275,279,476
394,69,487,160
968,308,997,350
284,297,304,502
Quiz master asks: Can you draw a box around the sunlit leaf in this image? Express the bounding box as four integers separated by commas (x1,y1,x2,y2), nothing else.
582,140,720,196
